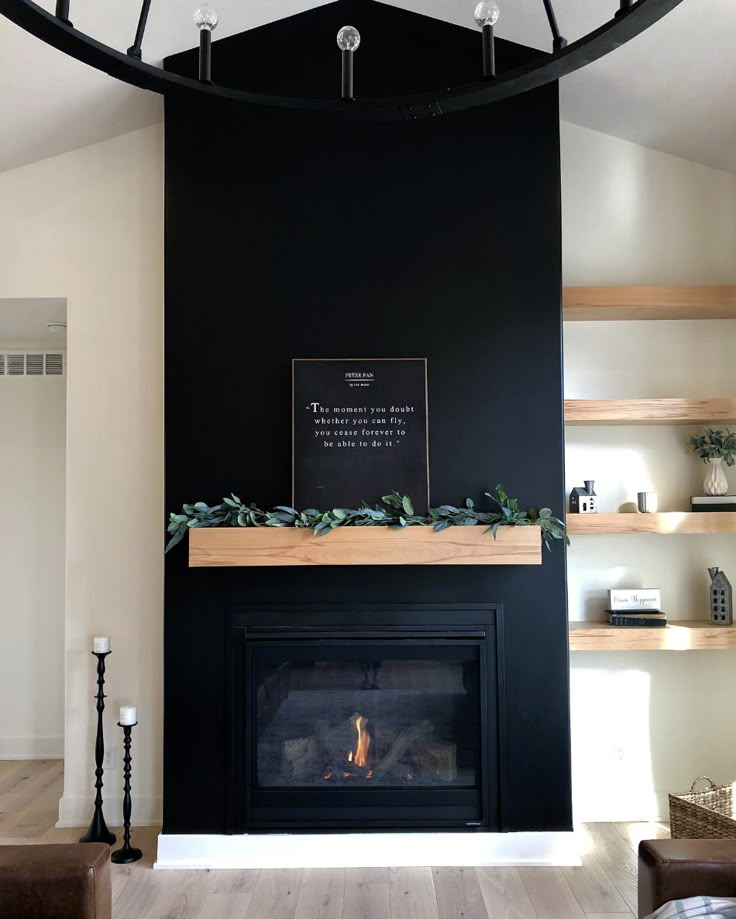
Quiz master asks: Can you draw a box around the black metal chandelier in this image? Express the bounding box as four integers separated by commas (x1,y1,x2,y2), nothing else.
0,0,685,122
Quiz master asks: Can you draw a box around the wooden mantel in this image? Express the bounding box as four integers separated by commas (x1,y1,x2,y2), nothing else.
188,525,543,567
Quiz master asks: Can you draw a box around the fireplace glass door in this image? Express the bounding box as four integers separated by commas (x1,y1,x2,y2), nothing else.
241,632,493,830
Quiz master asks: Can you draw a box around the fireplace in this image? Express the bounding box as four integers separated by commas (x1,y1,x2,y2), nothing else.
227,604,503,832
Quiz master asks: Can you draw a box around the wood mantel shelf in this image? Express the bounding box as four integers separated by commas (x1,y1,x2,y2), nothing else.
188,525,542,567
564,398,736,425
563,285,736,321
567,513,736,535
569,620,736,652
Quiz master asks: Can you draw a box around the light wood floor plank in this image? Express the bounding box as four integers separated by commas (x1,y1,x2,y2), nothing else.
561,858,629,913
475,867,538,919
389,867,440,919
518,866,586,919
38,826,89,844
0,809,61,838
582,823,639,914
293,867,344,919
432,866,489,919
2,759,62,805
0,760,30,795
246,868,302,919
613,821,670,853
144,869,211,919
585,914,635,919
198,892,254,919
343,866,390,919
113,865,180,919
0,760,61,800
209,869,261,895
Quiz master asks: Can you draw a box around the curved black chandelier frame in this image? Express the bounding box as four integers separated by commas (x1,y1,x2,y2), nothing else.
0,0,685,122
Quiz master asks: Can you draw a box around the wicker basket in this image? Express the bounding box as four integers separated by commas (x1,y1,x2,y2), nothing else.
669,776,736,838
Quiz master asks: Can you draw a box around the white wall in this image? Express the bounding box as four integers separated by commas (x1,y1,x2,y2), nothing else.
561,121,736,286
561,121,736,821
0,367,65,758
0,126,164,824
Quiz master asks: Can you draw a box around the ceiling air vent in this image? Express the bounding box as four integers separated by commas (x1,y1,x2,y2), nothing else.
0,351,66,377
26,353,44,375
7,353,25,376
45,353,64,376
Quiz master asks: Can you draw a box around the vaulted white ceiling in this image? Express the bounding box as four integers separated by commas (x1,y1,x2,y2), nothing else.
1,0,734,175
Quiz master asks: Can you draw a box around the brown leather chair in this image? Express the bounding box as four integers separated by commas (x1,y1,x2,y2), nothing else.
0,843,111,919
639,839,736,917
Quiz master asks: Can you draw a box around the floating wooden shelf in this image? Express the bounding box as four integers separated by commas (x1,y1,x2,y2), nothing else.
565,398,736,425
563,285,736,321
188,525,542,567
569,620,736,652
567,513,736,535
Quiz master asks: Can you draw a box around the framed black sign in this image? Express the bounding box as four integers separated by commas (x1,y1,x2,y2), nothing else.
293,358,429,511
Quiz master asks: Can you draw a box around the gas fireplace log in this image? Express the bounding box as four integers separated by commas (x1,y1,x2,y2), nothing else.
332,761,372,779
281,734,324,782
372,719,433,781
412,739,457,782
315,713,369,764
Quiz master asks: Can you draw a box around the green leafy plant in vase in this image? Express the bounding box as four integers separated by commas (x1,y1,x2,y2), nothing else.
688,428,736,496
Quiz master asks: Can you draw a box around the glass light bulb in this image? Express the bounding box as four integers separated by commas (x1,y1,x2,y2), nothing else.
337,25,361,52
194,4,218,32
474,0,499,28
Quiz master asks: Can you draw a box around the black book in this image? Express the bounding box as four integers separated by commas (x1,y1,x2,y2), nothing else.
691,496,736,512
607,613,667,627
604,610,665,619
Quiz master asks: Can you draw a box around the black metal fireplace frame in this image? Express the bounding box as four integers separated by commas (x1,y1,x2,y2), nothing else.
226,603,505,834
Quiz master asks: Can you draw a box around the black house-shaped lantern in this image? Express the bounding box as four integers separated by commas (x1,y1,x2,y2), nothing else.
709,567,733,625
569,480,597,514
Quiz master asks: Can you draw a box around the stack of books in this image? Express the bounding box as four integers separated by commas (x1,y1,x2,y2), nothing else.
606,588,667,628
691,495,736,513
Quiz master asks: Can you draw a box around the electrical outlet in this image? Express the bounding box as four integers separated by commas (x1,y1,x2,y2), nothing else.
612,743,626,762
104,747,116,770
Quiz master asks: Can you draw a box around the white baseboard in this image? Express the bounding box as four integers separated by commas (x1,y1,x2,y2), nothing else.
0,736,63,759
573,791,669,824
56,794,162,828
155,831,581,870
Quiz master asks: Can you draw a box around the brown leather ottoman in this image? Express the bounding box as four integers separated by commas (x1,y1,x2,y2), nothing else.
638,838,736,917
0,843,111,919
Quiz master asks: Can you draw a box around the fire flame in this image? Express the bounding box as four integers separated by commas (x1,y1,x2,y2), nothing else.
353,714,370,768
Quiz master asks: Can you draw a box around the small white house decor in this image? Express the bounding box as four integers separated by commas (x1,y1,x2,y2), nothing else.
569,480,597,514
708,567,733,626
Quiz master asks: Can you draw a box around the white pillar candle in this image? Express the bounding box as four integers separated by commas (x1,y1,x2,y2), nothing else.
119,706,137,726
93,636,110,654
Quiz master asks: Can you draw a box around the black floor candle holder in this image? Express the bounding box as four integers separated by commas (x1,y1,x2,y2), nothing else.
79,651,116,845
111,721,142,863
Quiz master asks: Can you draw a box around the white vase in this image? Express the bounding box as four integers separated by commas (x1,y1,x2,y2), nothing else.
703,457,729,496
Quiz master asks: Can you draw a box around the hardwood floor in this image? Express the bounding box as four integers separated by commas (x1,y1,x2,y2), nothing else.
0,760,667,919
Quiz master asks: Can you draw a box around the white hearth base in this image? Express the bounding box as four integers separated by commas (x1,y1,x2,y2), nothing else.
155,831,581,869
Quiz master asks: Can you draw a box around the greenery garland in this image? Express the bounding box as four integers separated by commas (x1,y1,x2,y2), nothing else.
166,485,568,554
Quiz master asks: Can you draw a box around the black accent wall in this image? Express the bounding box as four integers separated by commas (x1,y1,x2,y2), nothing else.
164,0,571,834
